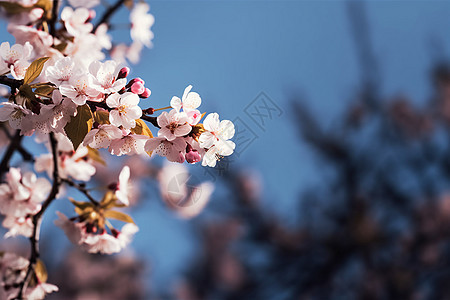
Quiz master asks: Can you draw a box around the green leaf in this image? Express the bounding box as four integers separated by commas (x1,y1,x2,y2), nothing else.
131,119,153,157
103,210,135,224
35,259,48,283
23,57,50,84
64,104,93,150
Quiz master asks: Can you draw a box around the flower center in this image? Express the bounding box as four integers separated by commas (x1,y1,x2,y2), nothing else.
118,105,127,115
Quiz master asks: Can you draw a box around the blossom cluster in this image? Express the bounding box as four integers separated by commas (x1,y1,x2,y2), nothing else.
0,0,234,298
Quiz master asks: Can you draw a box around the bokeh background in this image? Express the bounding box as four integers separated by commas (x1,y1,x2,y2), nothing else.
5,0,450,299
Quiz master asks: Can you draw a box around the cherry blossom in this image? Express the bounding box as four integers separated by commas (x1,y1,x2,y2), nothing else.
35,135,96,181
61,7,93,37
115,165,131,206
59,73,102,105
0,168,50,218
157,109,192,141
108,133,149,156
106,92,142,129
158,162,214,218
89,60,126,94
54,212,84,245
170,85,202,113
0,41,33,79
145,136,186,163
25,283,59,300
83,124,124,148
0,102,34,134
83,233,122,254
3,216,33,238
45,56,82,86
130,2,155,48
8,24,53,57
33,90,77,134
68,0,100,9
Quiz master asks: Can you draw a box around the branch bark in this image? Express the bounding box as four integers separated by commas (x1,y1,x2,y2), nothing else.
0,75,22,92
0,130,23,179
14,132,61,300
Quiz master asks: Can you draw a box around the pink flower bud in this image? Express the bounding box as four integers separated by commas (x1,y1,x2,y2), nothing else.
88,10,96,22
144,107,155,115
117,67,130,79
126,77,145,88
130,82,145,94
185,150,201,164
139,88,151,98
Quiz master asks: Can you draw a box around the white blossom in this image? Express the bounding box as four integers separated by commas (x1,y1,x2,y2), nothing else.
106,92,142,129
83,124,124,149
108,134,149,156
60,7,93,37
170,85,201,113
130,2,154,48
145,136,186,163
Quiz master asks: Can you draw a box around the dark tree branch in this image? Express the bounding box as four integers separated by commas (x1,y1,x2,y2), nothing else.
0,126,34,163
141,114,160,128
48,0,60,37
0,75,22,93
0,130,23,179
93,0,126,32
14,132,61,300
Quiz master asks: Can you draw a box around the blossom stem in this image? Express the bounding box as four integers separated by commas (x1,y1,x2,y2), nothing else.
153,106,172,112
62,178,100,206
14,132,61,299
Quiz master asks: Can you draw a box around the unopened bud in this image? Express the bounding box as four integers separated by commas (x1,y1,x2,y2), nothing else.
144,108,155,115
126,77,145,88
185,150,201,164
139,88,151,98
130,82,145,94
117,67,130,79
88,10,96,22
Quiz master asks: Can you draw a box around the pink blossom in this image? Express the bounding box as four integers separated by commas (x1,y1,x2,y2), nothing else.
157,109,192,141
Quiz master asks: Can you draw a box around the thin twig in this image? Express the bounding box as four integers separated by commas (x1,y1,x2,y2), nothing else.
93,0,126,32
62,178,100,206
